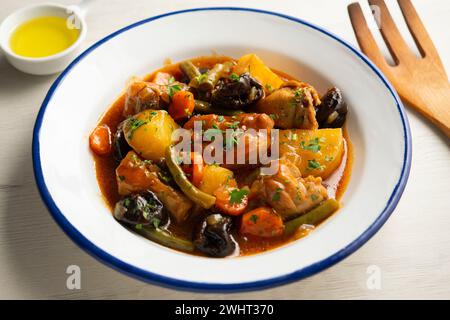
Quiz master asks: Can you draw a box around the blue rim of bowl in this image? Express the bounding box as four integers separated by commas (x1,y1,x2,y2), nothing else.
32,7,412,292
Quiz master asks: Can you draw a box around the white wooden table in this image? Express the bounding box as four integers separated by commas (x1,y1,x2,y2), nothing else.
0,0,449,299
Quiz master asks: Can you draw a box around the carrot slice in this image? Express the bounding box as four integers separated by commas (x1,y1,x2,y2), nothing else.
191,152,204,188
214,183,248,216
168,91,195,121
240,207,284,238
89,124,112,156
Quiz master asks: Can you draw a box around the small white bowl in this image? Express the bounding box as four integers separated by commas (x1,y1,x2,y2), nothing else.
0,3,87,75
32,8,411,291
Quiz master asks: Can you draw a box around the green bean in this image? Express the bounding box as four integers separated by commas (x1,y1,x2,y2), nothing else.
165,145,216,209
197,61,234,91
180,61,201,84
137,226,194,252
284,199,340,235
194,100,244,116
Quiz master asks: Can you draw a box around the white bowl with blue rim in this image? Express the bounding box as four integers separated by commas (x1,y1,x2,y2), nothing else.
32,7,411,291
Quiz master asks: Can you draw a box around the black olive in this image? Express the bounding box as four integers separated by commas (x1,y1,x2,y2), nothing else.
113,120,132,161
193,213,237,257
211,73,264,109
315,87,348,128
114,191,165,227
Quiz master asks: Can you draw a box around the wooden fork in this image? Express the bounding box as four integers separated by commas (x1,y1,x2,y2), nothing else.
348,0,450,137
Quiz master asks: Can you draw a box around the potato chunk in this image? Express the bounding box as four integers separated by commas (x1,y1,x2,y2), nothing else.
279,129,344,179
123,110,179,161
234,54,284,90
199,165,234,195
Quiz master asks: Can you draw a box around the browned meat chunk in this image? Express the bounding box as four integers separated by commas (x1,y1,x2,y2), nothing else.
124,81,162,116
184,113,274,131
256,80,320,129
184,113,275,169
116,151,193,223
250,158,328,219
123,79,188,116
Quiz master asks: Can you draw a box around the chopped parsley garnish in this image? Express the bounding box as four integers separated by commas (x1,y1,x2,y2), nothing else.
307,159,324,170
226,121,240,129
301,137,321,153
291,133,298,141
249,214,259,224
131,153,139,164
265,83,274,93
195,73,207,83
230,73,240,81
127,118,147,139
204,128,223,140
151,218,161,229
295,190,302,202
269,113,279,120
310,194,319,201
167,76,182,99
157,170,172,184
294,88,304,98
224,130,243,150
118,175,125,181
272,188,283,202
142,201,158,221
123,198,131,207
325,156,334,162
135,224,143,230
218,115,225,122
224,129,244,150
229,188,248,205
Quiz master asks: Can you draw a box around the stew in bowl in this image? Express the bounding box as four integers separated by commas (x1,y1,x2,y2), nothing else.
34,7,411,290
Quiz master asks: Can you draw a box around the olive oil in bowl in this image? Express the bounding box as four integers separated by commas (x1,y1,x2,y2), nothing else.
10,16,80,58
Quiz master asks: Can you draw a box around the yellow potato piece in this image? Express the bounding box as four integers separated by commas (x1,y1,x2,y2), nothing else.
235,54,284,90
199,165,234,195
279,129,344,179
124,110,179,161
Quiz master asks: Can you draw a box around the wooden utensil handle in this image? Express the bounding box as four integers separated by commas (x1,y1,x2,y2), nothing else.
400,83,450,138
